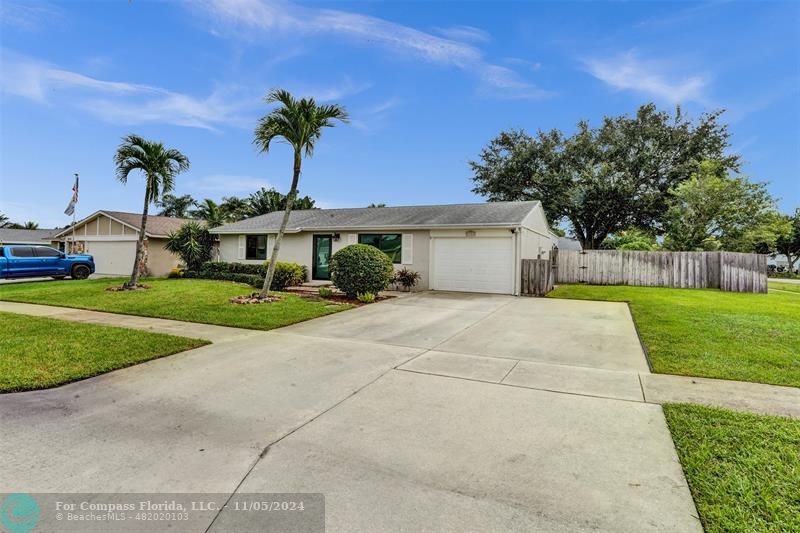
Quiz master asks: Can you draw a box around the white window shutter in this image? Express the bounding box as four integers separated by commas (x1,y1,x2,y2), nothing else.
347,233,357,245
401,233,413,265
237,235,246,260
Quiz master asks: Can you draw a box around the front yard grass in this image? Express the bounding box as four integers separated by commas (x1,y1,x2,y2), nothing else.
769,281,800,293
547,285,800,387
0,312,207,392
663,404,800,533
0,278,352,330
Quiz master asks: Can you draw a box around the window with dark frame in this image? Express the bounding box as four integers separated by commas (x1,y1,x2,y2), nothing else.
246,235,268,260
358,233,402,264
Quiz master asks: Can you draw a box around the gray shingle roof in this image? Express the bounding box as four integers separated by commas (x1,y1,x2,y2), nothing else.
211,201,541,233
556,236,583,251
102,211,198,237
0,228,59,244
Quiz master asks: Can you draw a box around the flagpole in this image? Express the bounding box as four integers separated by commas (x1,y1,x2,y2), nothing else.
72,173,78,254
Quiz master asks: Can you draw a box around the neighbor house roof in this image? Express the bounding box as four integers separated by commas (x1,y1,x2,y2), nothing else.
556,236,583,251
0,228,59,244
211,201,542,233
54,210,196,239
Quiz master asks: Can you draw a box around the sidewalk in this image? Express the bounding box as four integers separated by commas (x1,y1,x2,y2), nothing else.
1,300,797,419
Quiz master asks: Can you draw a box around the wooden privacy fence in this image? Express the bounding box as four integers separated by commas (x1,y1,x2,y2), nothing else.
554,250,767,293
520,258,555,296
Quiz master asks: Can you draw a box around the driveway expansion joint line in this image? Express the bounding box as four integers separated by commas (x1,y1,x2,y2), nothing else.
396,367,648,405
638,373,647,402
499,360,520,383
203,354,416,533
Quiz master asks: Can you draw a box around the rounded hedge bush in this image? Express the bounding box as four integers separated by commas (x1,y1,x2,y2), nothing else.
330,244,394,298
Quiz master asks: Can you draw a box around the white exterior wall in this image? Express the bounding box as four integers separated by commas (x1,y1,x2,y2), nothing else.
519,204,557,260
217,230,431,288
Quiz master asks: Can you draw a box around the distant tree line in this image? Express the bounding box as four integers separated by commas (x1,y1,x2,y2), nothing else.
0,213,40,229
155,187,317,228
470,103,796,262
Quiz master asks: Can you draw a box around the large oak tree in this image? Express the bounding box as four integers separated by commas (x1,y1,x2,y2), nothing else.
470,104,741,248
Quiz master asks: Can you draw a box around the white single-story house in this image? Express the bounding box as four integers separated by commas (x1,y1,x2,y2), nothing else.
53,210,192,276
0,228,61,247
210,201,557,295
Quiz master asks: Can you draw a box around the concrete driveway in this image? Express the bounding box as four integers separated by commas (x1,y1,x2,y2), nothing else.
0,292,700,532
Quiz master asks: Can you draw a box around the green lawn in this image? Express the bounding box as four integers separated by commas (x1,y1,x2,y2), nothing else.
0,312,207,392
0,278,352,330
664,404,800,533
769,281,800,293
548,285,800,387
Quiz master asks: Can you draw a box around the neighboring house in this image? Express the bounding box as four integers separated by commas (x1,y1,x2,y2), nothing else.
53,210,192,276
0,228,60,247
555,235,583,251
210,201,556,295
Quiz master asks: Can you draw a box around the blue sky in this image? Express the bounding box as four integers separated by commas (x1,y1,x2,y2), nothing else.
1,0,798,228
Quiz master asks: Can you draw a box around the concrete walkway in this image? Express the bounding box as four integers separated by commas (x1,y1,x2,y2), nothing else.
3,299,793,417
1,294,704,532
4,293,794,530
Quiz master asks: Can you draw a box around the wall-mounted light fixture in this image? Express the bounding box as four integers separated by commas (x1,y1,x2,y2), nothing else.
332,233,341,241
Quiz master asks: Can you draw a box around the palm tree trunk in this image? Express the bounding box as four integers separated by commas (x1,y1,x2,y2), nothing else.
126,185,151,288
260,151,301,297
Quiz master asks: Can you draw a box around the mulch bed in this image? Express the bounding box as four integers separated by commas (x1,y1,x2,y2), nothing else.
229,293,284,305
284,288,394,306
105,284,151,292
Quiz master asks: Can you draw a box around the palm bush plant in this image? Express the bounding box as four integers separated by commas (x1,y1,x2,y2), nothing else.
253,89,348,297
193,199,226,228
114,134,190,288
165,222,215,270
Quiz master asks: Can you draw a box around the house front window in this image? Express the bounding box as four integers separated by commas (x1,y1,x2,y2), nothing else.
358,233,402,264
246,235,268,260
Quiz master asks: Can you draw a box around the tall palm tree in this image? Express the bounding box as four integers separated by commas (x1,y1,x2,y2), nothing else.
157,193,196,218
22,221,39,229
192,198,225,228
114,134,190,288
219,196,251,222
254,89,348,297
0,212,9,228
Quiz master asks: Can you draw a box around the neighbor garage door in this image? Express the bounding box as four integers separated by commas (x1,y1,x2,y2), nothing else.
86,241,137,276
431,236,515,294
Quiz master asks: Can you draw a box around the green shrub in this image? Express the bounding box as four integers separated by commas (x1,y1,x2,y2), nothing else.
769,272,800,279
330,244,394,298
356,292,376,303
318,287,334,298
183,269,262,288
185,260,307,290
164,222,215,270
393,267,421,290
270,262,306,290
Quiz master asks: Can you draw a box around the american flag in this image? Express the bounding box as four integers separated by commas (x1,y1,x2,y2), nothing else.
64,174,79,216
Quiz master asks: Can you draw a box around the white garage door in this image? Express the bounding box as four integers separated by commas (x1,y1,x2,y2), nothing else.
432,237,515,294
86,241,137,276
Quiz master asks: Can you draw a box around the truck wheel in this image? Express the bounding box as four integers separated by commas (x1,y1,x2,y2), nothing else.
71,265,91,280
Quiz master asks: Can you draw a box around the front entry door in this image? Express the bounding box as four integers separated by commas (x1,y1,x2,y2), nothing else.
313,235,332,280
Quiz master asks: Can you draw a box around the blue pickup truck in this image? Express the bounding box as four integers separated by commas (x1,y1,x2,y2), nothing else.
0,245,95,280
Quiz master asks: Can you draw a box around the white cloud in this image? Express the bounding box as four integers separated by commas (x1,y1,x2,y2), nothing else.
583,50,709,104
1,50,260,130
0,0,62,31
191,0,551,99
286,76,372,102
434,25,490,44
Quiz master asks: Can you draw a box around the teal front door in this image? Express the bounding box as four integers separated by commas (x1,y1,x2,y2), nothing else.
313,235,332,280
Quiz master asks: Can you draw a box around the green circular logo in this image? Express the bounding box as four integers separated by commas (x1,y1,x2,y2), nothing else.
0,494,40,533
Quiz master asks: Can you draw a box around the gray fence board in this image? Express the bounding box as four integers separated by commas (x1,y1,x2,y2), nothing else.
554,250,766,293
521,259,554,296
